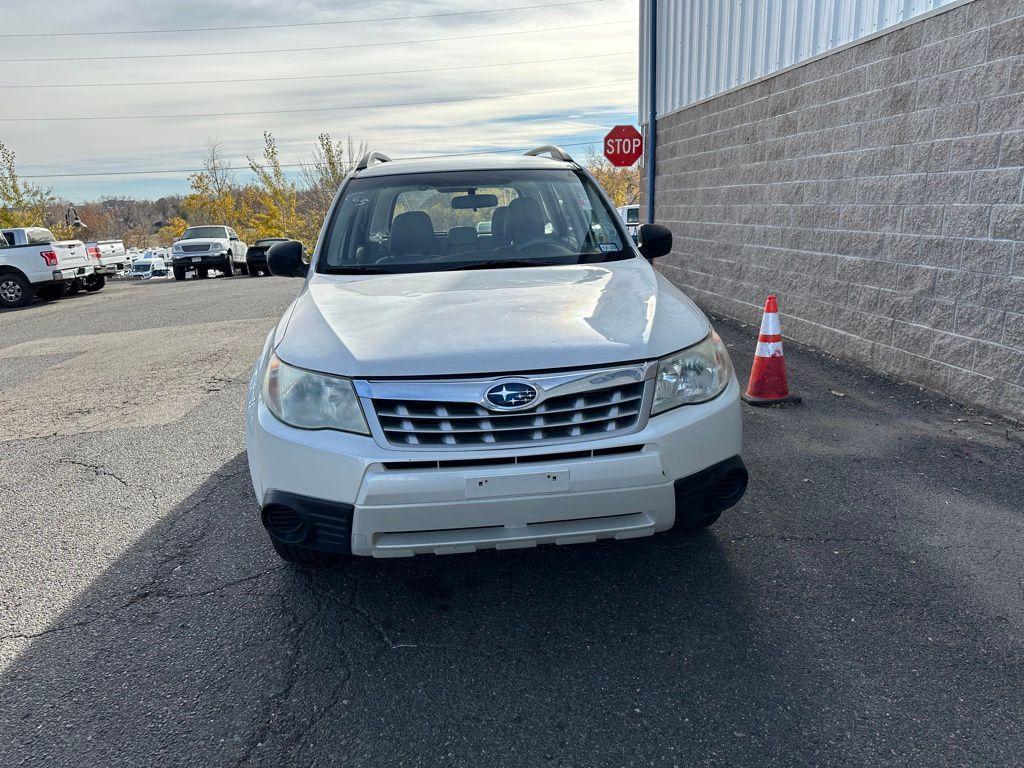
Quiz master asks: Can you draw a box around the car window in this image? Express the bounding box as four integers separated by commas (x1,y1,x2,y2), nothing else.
25,228,56,245
318,169,629,274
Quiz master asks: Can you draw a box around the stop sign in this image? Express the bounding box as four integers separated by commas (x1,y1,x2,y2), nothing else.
604,125,644,167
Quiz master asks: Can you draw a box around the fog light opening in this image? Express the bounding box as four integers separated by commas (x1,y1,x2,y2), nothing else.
262,504,307,544
711,468,748,510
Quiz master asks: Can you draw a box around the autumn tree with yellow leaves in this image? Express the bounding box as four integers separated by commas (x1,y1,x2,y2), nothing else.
584,148,642,208
0,139,74,238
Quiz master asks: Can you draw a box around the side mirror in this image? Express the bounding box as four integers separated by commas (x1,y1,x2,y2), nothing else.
267,240,307,278
638,223,672,260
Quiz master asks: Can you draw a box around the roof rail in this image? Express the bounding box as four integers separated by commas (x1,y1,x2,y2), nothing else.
355,150,392,172
524,145,573,162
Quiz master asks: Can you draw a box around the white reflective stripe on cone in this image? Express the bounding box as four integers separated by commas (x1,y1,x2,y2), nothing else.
759,312,781,336
755,340,784,357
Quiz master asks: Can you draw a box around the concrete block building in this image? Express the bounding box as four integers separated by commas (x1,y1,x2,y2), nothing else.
641,0,1024,418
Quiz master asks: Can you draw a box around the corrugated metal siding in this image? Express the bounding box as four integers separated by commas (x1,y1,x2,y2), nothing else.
639,0,960,120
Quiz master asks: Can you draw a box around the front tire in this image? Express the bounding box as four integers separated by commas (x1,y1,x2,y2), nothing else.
221,259,234,277
84,274,106,292
0,273,33,308
271,540,344,567
173,265,187,281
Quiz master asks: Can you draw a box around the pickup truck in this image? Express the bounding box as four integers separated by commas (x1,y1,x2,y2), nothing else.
0,227,98,308
86,239,128,276
170,225,247,280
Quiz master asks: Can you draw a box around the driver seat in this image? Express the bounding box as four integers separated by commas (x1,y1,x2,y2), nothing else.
504,197,546,246
390,211,435,258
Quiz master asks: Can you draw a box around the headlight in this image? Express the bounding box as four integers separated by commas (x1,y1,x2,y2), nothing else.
262,353,369,434
652,330,733,414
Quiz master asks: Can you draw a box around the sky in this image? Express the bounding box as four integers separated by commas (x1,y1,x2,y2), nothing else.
0,0,639,201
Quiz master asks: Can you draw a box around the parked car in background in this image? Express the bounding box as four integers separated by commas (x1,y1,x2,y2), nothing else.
0,227,98,308
247,146,745,565
617,204,641,240
86,239,128,277
129,254,169,280
245,237,292,277
170,225,247,280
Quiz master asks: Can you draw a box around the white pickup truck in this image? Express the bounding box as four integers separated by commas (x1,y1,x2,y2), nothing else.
0,227,99,308
86,239,128,276
170,225,248,279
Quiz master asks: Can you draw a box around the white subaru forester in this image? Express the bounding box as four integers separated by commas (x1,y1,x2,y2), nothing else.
246,146,746,564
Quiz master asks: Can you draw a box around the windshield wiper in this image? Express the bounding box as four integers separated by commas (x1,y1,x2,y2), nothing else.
320,266,397,274
441,259,561,271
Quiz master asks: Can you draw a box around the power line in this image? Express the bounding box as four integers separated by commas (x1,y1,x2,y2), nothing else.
19,140,607,179
0,0,605,38
0,79,635,122
0,51,633,90
0,20,629,63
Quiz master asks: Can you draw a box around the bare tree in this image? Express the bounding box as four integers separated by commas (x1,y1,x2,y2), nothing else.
202,141,235,196
299,133,368,220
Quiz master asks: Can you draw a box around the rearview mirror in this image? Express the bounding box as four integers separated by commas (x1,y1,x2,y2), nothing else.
267,240,307,278
452,193,499,210
638,223,672,260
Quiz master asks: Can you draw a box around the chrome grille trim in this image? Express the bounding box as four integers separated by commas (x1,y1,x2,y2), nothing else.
358,363,656,450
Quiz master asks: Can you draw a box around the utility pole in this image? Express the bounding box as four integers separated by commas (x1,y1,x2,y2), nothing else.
646,0,658,224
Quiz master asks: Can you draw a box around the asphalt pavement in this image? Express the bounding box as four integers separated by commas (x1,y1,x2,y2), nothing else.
1,275,1022,767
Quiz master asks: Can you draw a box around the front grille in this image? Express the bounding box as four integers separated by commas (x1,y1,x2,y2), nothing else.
373,381,646,447
180,243,210,253
381,444,645,470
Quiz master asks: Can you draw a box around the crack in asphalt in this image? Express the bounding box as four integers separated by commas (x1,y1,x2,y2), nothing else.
62,458,131,488
0,466,254,644
163,565,288,600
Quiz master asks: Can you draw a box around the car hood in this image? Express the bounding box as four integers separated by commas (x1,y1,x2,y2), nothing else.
273,258,710,378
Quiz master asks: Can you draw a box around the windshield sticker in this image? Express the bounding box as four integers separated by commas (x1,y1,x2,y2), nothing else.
599,243,619,252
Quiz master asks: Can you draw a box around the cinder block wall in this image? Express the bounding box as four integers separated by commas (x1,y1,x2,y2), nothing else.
655,0,1024,418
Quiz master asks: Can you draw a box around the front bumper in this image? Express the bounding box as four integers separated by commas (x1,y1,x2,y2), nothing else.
173,253,229,267
247,373,745,558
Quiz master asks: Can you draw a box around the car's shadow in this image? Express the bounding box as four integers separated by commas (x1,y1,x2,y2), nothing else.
0,452,796,767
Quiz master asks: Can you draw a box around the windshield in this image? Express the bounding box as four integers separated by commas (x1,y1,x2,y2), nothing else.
317,169,630,274
131,263,151,272
181,226,228,240
256,238,287,247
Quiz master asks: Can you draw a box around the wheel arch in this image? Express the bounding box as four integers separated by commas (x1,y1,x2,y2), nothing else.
0,265,30,281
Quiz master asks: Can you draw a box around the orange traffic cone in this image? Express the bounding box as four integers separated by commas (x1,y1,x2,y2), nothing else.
741,295,801,406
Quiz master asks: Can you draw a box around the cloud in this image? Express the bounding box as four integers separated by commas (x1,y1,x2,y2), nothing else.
0,0,638,199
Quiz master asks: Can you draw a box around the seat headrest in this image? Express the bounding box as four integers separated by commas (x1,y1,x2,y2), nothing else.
390,211,434,258
505,198,546,245
490,206,509,242
448,226,478,247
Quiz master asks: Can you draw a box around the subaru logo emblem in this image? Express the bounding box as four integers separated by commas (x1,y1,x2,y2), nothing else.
484,381,538,410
